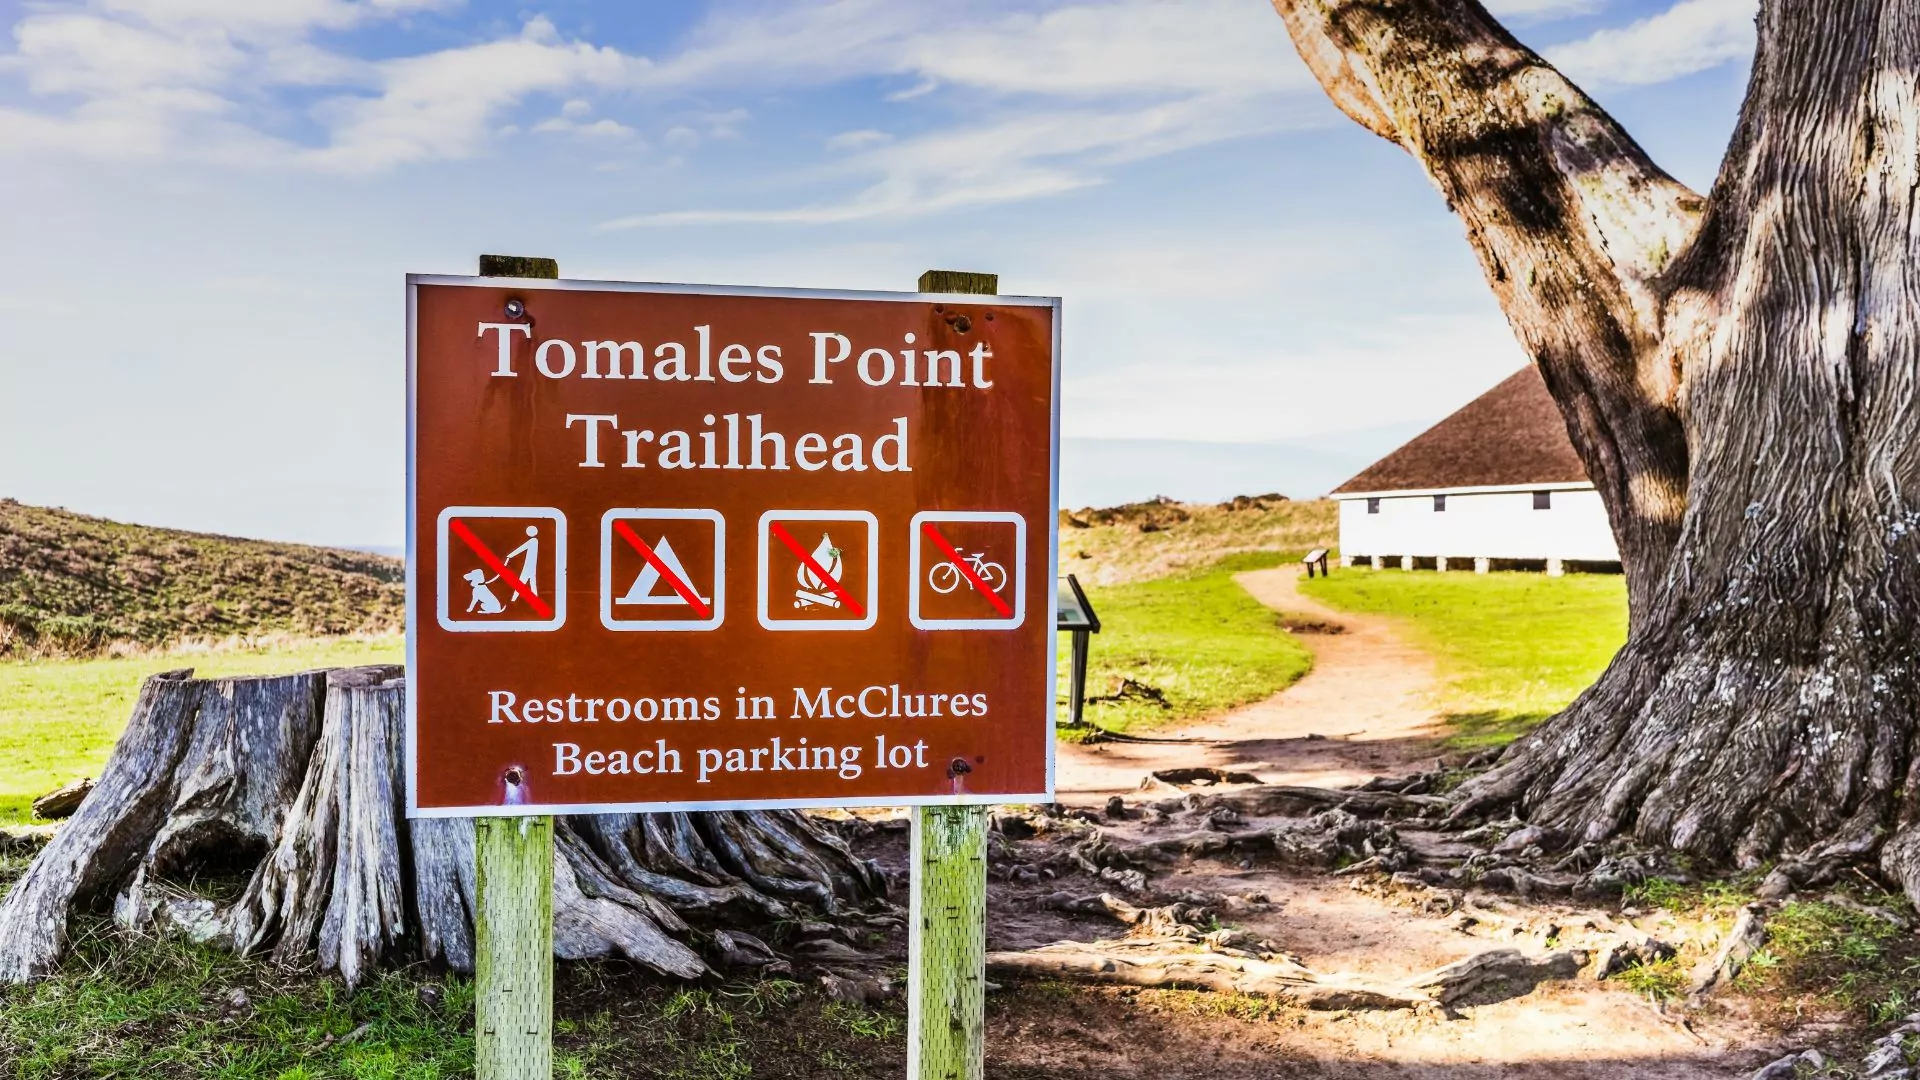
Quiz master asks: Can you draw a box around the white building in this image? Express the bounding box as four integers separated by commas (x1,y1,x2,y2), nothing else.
1331,367,1620,575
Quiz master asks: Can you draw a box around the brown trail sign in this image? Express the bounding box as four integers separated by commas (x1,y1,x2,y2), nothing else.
412,269,1056,1079
407,276,1060,818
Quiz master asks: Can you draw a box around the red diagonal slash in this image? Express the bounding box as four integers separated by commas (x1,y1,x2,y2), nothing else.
448,518,553,620
768,521,865,617
612,520,712,619
922,523,1013,618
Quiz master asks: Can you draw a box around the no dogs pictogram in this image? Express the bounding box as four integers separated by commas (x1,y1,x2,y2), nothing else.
600,509,725,631
909,511,1026,630
436,507,567,632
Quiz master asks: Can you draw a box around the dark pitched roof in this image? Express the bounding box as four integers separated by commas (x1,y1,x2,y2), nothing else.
1331,366,1592,495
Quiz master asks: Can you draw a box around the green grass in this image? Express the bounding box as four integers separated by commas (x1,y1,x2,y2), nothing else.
1057,553,1313,735
0,905,907,1080
0,636,403,824
1298,567,1628,749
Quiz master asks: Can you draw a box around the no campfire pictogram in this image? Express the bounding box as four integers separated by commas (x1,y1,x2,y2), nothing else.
600,509,725,631
909,511,1027,631
757,510,878,631
436,506,567,632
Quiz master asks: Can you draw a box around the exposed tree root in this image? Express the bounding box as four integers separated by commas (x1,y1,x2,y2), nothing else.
990,890,1590,1011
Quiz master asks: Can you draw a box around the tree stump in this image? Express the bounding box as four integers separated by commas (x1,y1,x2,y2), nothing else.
0,666,885,986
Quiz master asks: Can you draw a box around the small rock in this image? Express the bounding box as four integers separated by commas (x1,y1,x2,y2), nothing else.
1798,1049,1828,1070
1862,1041,1910,1075
1748,1054,1801,1080
419,983,445,1012
1104,795,1127,820
223,988,251,1016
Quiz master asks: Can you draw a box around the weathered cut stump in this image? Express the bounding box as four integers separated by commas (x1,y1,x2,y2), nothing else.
0,666,885,986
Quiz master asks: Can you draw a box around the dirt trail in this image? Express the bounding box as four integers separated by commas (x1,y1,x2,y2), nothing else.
1023,565,1780,1079
1056,565,1447,801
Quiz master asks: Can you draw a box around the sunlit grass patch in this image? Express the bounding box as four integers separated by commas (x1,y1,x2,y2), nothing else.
0,635,403,824
1056,553,1313,735
1298,568,1627,749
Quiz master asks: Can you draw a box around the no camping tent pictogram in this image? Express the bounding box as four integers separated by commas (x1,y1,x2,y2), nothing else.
599,509,725,631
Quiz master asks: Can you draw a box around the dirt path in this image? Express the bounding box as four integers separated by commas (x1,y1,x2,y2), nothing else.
1022,565,1780,1079
1056,564,1448,801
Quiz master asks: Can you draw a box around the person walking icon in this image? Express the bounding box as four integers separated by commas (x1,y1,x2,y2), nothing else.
500,525,540,603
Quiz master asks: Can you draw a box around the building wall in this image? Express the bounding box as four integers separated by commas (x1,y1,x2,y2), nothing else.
1336,487,1618,561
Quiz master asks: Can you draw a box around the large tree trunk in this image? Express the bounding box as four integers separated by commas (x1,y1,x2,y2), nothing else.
0,667,887,986
1269,0,1920,896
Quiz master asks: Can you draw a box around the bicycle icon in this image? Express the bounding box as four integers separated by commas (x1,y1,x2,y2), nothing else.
928,550,1007,596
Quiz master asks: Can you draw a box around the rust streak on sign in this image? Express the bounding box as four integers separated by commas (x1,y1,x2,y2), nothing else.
407,276,1059,816
612,519,712,619
449,518,553,620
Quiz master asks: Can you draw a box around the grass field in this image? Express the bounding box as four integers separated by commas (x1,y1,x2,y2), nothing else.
1298,567,1628,748
0,635,403,824
1057,553,1315,736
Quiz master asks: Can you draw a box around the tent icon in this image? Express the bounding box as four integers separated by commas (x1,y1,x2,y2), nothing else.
599,509,726,632
616,536,710,606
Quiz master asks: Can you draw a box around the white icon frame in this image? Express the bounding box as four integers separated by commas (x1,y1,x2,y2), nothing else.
436,506,567,633
909,511,1027,631
757,509,879,631
600,508,726,632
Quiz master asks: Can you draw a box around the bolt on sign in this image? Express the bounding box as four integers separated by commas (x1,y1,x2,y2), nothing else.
407,277,1060,815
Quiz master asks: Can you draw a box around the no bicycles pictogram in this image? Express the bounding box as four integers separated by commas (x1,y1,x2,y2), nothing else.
909,511,1026,631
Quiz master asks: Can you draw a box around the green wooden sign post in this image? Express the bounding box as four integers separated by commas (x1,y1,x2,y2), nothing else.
473,255,560,1080
906,268,997,1080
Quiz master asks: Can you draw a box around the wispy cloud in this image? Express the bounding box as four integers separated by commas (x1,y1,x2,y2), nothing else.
604,0,1316,227
1547,0,1757,88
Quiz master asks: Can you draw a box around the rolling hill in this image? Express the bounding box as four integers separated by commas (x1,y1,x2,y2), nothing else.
0,499,403,656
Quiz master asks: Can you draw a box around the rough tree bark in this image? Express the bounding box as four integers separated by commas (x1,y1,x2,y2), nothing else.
0,667,886,986
1269,0,1920,898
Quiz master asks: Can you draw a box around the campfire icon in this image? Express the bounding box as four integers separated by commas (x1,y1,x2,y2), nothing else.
794,533,844,609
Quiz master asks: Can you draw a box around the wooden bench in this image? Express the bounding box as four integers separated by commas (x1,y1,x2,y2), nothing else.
1302,548,1330,578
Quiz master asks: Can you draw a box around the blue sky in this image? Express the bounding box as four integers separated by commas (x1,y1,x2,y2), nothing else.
0,0,1754,548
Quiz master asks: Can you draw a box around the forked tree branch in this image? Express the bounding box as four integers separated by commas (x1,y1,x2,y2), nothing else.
1270,0,1703,610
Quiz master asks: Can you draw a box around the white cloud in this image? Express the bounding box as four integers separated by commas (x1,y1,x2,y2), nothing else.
303,18,641,172
1483,0,1604,21
826,128,890,151
1547,0,1757,87
604,0,1316,227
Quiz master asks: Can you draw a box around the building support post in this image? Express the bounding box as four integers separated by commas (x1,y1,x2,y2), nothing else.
1435,556,1449,572
1401,555,1415,571
1547,558,1566,577
1474,557,1491,574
